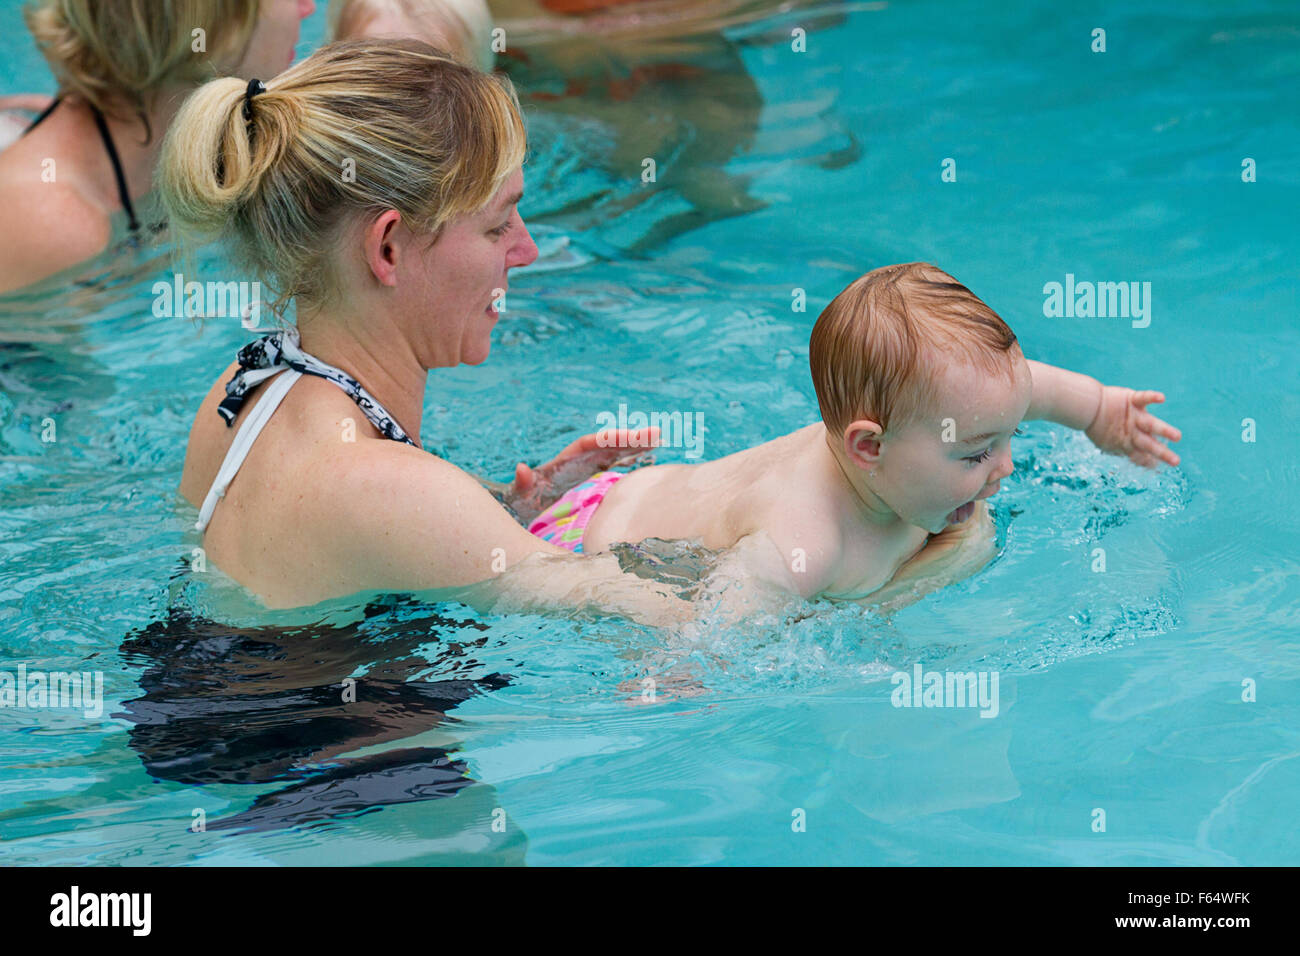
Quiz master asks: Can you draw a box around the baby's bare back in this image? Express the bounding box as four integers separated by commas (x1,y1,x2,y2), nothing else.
582,423,930,600
582,438,785,552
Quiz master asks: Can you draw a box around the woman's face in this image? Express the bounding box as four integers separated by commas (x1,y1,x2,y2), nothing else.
406,167,539,369
235,0,316,78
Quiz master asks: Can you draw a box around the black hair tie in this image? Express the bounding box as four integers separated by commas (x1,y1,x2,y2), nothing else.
242,77,267,127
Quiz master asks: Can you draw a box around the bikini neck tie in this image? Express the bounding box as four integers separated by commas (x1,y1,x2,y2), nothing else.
216,327,418,447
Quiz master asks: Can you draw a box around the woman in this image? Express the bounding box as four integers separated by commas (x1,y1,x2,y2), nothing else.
0,0,316,294
164,39,693,618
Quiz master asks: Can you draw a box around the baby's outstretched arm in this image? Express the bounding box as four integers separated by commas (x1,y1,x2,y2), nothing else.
1026,360,1181,469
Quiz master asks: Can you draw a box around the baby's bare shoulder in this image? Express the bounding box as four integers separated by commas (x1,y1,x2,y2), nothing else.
747,494,848,599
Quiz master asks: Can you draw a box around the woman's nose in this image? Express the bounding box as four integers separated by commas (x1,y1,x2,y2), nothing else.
509,220,540,269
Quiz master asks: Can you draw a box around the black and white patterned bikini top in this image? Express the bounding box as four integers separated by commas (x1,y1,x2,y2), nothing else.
217,329,416,443
195,328,416,532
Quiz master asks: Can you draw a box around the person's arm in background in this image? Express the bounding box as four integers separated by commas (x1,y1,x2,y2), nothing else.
0,95,55,154
1026,359,1182,468
0,94,54,113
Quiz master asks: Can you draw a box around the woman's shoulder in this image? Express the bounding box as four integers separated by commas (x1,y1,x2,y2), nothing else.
0,145,111,293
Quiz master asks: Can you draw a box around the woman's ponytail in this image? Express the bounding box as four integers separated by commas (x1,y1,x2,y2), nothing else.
159,77,301,241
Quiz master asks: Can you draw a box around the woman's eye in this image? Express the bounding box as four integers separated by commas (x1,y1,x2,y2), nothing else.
488,220,512,238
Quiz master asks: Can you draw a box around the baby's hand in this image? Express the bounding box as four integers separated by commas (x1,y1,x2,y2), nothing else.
1084,387,1182,468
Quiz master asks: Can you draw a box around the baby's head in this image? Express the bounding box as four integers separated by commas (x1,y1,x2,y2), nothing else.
328,0,494,71
810,262,1033,534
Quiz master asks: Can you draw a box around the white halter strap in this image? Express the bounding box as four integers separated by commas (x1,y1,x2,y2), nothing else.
194,367,302,532
194,329,421,534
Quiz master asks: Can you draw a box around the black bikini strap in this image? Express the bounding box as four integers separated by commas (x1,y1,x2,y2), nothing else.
22,96,62,134
88,104,140,234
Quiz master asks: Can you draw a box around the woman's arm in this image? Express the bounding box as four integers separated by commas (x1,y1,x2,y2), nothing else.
459,548,691,624
475,428,658,525
322,444,691,626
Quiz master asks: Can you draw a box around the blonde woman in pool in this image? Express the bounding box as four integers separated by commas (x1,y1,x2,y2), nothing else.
161,37,1005,623
162,39,715,620
528,262,1183,610
0,0,315,295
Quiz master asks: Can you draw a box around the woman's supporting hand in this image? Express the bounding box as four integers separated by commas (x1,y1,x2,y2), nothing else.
504,427,660,523
866,500,998,614
466,548,695,627
1084,386,1182,469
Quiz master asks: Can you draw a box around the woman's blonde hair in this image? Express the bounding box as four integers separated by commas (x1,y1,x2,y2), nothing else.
24,0,261,125
809,262,1022,437
159,39,527,317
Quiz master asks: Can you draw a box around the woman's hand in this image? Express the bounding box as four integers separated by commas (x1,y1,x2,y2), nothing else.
867,501,998,614
1084,387,1182,469
502,427,660,523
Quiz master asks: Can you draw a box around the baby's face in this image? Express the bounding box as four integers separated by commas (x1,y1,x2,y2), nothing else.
876,356,1032,534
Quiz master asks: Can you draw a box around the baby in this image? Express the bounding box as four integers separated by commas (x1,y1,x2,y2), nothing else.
328,0,495,70
529,262,1182,603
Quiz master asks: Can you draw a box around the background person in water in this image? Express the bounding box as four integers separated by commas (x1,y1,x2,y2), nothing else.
328,0,495,69
486,0,852,253
0,0,315,295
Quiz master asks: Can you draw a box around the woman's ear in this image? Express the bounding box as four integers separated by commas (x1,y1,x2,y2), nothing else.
362,209,404,287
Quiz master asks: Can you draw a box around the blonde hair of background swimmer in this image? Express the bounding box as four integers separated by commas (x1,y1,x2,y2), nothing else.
24,0,261,127
158,39,526,318
809,262,1023,439
327,0,494,71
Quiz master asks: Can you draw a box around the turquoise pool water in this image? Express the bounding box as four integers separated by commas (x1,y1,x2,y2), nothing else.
1,1,1297,865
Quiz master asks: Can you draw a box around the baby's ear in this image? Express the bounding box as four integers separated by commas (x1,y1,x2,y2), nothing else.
842,420,884,470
